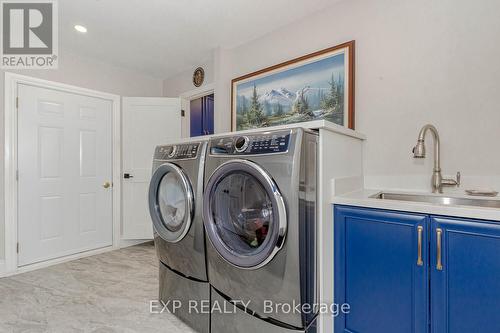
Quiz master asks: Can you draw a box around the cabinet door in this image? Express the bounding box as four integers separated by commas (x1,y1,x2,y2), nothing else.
203,94,214,135
334,206,429,333
430,216,500,333
189,97,204,137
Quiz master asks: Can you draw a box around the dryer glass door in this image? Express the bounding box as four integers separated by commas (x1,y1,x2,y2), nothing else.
149,163,194,243
203,160,287,269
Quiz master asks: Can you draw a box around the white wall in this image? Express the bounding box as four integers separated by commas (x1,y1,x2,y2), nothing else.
163,56,215,138
0,49,164,260
208,0,500,192
163,56,214,97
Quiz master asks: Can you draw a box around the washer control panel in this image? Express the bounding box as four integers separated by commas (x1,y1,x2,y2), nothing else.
155,143,200,160
210,131,291,155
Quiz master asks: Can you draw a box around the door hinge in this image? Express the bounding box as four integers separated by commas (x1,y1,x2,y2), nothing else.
181,109,185,117
16,97,19,109
16,170,19,181
17,242,19,253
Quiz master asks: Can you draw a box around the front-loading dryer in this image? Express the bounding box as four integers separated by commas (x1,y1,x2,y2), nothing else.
203,128,319,333
148,140,209,333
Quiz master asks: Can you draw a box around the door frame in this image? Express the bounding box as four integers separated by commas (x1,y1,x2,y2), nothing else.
179,83,214,137
3,72,121,274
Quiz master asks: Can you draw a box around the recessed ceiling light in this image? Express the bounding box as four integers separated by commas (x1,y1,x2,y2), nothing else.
74,25,87,33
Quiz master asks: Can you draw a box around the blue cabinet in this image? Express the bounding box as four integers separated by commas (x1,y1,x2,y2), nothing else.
430,216,500,333
190,97,204,137
334,205,500,333
334,206,429,333
190,94,214,137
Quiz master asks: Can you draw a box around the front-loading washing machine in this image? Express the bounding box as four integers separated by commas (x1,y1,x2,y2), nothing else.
203,128,318,332
148,140,209,333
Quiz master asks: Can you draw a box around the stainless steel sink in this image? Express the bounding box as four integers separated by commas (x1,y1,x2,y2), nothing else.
370,192,500,209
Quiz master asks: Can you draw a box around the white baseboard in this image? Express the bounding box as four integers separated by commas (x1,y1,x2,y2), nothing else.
0,240,154,279
119,239,153,248
0,246,114,278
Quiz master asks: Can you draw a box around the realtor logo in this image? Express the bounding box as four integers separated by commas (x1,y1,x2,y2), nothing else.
1,0,58,68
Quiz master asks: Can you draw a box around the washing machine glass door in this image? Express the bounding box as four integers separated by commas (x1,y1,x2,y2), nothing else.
203,159,287,269
149,163,194,243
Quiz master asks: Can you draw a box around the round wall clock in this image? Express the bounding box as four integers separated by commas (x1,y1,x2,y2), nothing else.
193,67,205,87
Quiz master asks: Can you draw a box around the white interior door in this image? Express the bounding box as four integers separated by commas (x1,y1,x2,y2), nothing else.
122,97,182,239
18,84,113,267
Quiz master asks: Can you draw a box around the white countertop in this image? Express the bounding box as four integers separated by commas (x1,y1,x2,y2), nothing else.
163,120,366,145
332,188,500,221
215,120,366,140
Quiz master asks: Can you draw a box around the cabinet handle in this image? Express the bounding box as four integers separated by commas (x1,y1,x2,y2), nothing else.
417,226,423,266
436,228,443,271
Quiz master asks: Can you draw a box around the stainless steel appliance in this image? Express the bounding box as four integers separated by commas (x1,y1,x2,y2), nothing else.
148,140,209,333
203,128,318,332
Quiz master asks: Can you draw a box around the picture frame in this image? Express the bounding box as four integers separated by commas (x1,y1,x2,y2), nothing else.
231,40,355,131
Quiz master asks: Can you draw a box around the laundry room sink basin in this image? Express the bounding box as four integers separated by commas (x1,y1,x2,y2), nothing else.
370,192,500,209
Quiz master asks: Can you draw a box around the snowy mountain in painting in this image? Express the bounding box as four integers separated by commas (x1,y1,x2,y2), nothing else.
258,88,295,105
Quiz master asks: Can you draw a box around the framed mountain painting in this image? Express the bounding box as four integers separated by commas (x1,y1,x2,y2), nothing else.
231,41,355,131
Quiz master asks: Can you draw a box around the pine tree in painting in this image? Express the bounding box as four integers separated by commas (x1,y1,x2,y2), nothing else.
294,87,312,116
247,84,265,126
321,73,343,113
336,73,344,111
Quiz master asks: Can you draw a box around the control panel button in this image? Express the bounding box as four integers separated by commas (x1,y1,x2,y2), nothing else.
234,136,249,153
154,143,200,160
209,131,290,155
168,146,177,158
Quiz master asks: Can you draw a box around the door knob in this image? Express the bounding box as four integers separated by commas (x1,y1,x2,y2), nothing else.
103,181,112,189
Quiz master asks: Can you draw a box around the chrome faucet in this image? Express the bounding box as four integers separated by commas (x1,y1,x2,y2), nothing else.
412,124,460,193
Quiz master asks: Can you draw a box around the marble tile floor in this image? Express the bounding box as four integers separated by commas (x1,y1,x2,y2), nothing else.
0,242,196,333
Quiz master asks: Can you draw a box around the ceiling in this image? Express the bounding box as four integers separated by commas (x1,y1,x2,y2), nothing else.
59,0,340,79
